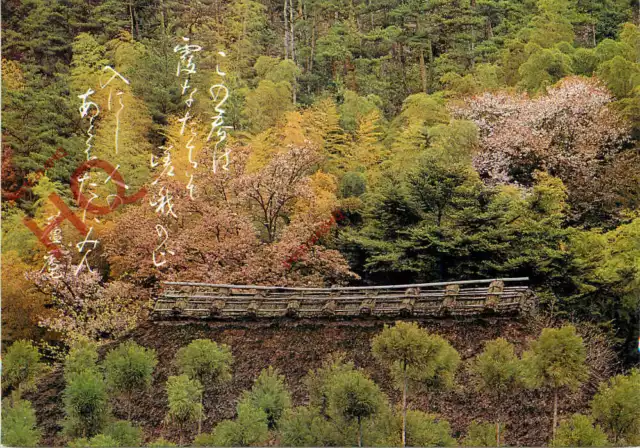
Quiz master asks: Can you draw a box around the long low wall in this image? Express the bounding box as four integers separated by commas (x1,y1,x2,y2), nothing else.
151,278,537,320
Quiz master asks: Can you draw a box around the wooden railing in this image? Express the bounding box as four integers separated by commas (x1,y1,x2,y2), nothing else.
151,278,536,320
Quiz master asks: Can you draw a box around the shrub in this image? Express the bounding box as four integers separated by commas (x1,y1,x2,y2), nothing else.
103,420,143,447
305,352,355,414
340,172,366,198
103,341,157,418
522,325,588,441
327,369,386,447
552,414,609,447
1,397,41,447
241,366,291,429
193,432,218,446
64,339,99,382
372,322,460,446
2,340,47,395
470,338,520,445
62,370,110,438
463,420,505,447
174,339,233,384
148,437,178,447
404,410,456,447
278,406,332,446
207,401,270,447
591,369,640,445
69,434,120,447
165,375,204,445
174,339,233,435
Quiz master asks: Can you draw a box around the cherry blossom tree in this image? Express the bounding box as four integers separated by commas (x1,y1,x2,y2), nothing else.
27,255,145,343
455,77,631,220
235,143,321,242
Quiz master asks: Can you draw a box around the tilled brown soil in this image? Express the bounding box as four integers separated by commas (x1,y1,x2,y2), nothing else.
27,316,613,446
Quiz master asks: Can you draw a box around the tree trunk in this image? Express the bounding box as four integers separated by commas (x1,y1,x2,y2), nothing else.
284,0,289,59
369,0,374,27
496,391,502,447
292,81,297,104
129,1,135,39
289,0,295,61
358,416,363,447
133,7,141,40
427,40,434,93
402,365,408,447
159,0,166,35
552,389,558,442
419,48,427,93
310,13,316,72
400,45,408,95
290,0,296,103
198,393,203,434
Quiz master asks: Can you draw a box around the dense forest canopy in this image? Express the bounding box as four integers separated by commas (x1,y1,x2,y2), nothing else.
2,0,640,361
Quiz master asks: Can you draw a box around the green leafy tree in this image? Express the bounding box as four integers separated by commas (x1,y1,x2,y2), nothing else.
572,48,598,75
165,375,204,445
62,370,111,438
224,0,269,75
174,339,233,384
128,36,182,129
569,219,640,372
521,326,589,442
338,91,380,132
64,339,100,382
243,80,293,133
372,321,460,447
1,397,41,447
524,0,577,48
174,339,233,433
518,45,573,92
327,369,386,447
463,420,504,447
240,366,292,429
339,172,367,198
2,340,47,396
69,33,109,91
103,341,157,419
470,338,522,446
591,369,640,445
552,414,610,447
304,352,356,415
596,56,640,98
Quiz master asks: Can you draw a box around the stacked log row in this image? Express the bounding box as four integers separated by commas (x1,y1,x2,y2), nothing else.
152,278,535,321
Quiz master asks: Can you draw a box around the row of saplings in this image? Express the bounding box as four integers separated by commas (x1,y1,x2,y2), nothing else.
2,323,639,447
